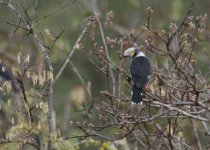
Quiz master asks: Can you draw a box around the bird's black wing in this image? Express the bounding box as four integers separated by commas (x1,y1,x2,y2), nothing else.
130,56,151,89
0,64,18,92
0,64,13,81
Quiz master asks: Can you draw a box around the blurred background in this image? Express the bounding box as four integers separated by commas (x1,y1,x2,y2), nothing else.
0,0,210,149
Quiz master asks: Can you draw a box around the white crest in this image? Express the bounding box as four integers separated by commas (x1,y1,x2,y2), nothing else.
123,47,145,57
123,47,135,57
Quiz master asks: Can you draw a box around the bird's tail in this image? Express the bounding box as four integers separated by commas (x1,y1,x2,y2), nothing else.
131,85,143,104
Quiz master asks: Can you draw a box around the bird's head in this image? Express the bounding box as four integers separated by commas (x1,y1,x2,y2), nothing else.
123,47,145,58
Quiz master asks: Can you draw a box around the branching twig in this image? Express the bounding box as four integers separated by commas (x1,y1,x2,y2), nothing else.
54,18,91,83
95,14,116,96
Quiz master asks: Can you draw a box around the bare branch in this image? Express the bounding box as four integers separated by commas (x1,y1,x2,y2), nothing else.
54,18,91,83
95,14,116,96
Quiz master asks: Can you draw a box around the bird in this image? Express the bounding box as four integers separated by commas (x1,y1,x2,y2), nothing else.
123,47,151,104
0,63,18,92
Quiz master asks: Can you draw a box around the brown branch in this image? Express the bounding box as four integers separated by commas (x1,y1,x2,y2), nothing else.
95,14,116,96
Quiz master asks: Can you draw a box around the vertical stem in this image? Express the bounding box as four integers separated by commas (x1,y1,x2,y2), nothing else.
191,119,203,150
117,36,124,98
47,80,54,150
34,34,55,150
96,15,116,96
168,118,173,150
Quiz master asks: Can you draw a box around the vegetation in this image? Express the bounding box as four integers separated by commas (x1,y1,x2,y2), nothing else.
0,0,210,149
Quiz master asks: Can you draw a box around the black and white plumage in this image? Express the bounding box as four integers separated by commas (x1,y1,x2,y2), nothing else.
124,47,151,104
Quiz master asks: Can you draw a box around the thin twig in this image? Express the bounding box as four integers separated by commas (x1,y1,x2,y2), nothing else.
69,60,92,97
151,100,208,122
95,14,116,96
54,18,91,83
